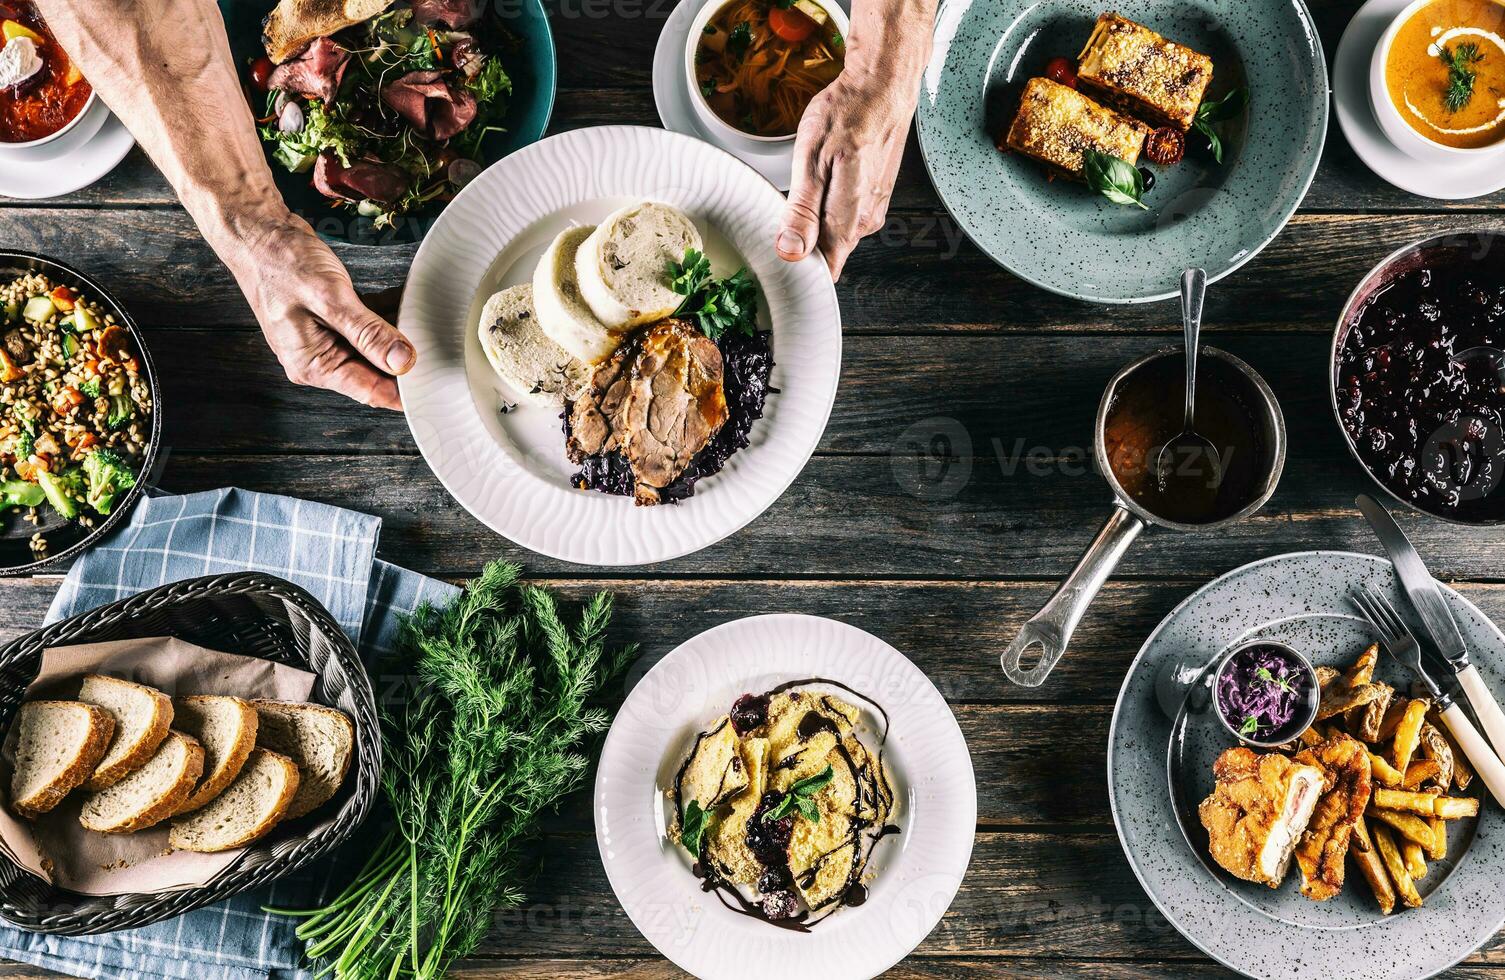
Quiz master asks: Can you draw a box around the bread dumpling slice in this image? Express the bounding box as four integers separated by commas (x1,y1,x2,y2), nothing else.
169,748,300,853
172,695,259,815
575,202,702,330
477,284,590,407
79,675,173,790
80,730,204,834
534,225,622,364
10,701,115,818
251,700,354,819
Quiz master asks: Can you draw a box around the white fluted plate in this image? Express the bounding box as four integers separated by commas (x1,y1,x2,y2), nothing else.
596,614,976,980
398,126,841,566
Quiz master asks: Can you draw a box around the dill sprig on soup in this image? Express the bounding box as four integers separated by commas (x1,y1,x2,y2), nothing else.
694,0,845,138
1385,0,1505,148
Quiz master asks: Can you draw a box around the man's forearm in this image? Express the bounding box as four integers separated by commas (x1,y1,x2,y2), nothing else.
36,0,287,251
844,0,936,92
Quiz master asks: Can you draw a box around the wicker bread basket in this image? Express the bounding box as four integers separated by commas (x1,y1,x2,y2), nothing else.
0,572,379,934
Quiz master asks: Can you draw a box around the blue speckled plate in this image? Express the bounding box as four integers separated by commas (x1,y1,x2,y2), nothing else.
1110,552,1505,979
917,0,1327,303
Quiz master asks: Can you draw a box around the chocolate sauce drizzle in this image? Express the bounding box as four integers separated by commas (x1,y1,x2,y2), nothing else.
671,677,900,930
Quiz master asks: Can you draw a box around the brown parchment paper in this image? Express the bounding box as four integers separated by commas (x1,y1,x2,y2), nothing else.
0,636,315,895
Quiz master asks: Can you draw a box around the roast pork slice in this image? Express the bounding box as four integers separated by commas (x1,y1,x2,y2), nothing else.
622,319,728,504
566,343,636,463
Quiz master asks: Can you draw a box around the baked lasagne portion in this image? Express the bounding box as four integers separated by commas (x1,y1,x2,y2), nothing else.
1003,77,1151,178
1076,12,1213,130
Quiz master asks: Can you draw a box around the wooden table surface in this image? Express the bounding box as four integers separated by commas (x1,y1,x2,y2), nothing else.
4,0,1505,976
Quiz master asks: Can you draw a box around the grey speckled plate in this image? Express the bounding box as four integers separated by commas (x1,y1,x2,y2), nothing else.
917,0,1328,303
1110,552,1505,979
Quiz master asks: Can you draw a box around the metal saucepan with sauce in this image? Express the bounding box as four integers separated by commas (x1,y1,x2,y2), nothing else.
1000,346,1287,687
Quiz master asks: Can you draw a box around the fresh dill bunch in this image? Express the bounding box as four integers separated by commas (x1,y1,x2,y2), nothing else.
1442,42,1485,112
268,560,635,980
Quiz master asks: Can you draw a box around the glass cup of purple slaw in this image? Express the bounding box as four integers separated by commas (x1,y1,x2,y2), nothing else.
1211,639,1321,748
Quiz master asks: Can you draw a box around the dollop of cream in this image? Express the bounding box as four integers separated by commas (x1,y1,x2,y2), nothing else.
0,35,43,90
1409,25,1505,134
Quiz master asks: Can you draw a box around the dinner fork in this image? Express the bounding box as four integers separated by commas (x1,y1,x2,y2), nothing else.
1351,586,1505,805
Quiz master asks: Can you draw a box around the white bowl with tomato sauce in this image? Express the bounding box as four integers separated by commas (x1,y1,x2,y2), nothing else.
684,0,849,148
0,2,100,154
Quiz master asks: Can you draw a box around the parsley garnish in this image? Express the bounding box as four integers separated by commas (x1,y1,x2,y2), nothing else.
1082,149,1148,209
760,765,835,824
1191,87,1249,165
1442,42,1485,112
668,248,760,340
727,21,753,58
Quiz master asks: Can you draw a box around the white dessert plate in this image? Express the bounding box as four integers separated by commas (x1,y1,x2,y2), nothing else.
0,103,134,201
1334,0,1505,200
653,0,850,191
397,125,841,566
595,614,976,980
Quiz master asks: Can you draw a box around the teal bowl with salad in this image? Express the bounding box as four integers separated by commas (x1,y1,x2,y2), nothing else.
221,0,557,245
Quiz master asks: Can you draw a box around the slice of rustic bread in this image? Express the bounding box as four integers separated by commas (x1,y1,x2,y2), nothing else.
10,701,115,818
169,748,300,852
79,675,173,791
80,730,204,834
261,0,394,63
172,696,259,815
250,701,353,819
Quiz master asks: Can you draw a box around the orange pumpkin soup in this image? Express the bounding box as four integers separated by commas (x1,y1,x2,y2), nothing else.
1385,0,1505,148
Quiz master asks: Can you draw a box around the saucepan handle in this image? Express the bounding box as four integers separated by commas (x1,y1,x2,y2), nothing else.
1001,505,1147,687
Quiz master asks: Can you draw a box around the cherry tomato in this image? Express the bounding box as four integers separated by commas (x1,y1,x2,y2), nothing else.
768,6,817,42
1044,56,1077,88
250,56,275,92
1144,126,1185,165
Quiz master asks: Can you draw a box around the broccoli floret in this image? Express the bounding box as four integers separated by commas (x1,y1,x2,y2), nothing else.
0,480,44,509
82,449,137,516
78,378,101,399
15,419,35,459
107,394,133,431
35,467,84,520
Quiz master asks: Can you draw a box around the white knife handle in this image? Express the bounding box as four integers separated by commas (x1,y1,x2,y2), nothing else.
1458,664,1505,763
1441,702,1505,805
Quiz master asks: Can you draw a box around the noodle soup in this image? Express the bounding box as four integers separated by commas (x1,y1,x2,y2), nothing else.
691,0,845,139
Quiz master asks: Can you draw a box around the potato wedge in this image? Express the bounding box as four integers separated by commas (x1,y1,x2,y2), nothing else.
1435,795,1481,820
1403,760,1442,790
1370,807,1438,849
1418,723,1455,792
1317,681,1389,721
1377,699,1410,743
1351,684,1394,742
1374,788,1441,815
1427,815,1448,861
1375,825,1424,909
1345,643,1380,687
1352,816,1396,914
1403,839,1428,879
1392,699,1430,771
1369,752,1405,788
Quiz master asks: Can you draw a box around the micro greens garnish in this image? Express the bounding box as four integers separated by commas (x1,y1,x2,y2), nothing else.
1240,715,1261,736
761,765,835,824
1255,666,1296,694
681,799,716,856
1192,87,1249,165
1082,149,1148,210
668,248,760,340
1442,42,1485,112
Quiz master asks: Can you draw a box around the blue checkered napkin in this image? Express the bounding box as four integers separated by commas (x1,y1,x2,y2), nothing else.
0,488,458,980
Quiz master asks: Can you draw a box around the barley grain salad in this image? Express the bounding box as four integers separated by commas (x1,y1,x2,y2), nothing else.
0,272,151,558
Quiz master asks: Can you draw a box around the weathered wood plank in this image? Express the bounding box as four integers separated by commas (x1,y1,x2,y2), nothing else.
4,208,1493,334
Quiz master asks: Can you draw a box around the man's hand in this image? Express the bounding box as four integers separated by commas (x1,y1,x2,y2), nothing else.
776,74,913,280
223,212,413,411
774,0,935,280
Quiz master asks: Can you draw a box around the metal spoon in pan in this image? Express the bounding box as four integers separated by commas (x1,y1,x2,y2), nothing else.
1155,268,1223,497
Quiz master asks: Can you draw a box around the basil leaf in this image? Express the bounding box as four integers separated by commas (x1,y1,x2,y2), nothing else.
1082,150,1148,210
1193,118,1225,165
1196,87,1249,124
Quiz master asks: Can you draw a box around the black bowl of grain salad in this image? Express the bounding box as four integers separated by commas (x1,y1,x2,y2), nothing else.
0,253,159,575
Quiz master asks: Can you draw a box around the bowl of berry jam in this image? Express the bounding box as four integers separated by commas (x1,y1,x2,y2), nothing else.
1333,231,1505,524
1212,640,1319,748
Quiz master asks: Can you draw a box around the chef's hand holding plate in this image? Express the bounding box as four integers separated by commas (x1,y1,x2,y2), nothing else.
776,0,936,280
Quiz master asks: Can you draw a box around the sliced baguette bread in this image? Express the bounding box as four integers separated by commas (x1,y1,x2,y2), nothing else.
10,701,115,819
250,700,354,819
533,225,621,365
172,696,259,815
477,284,591,406
79,675,173,791
169,748,300,853
80,730,204,834
575,202,702,330
262,0,393,63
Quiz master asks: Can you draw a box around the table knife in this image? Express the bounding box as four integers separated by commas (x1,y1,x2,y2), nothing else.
1358,494,1505,762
